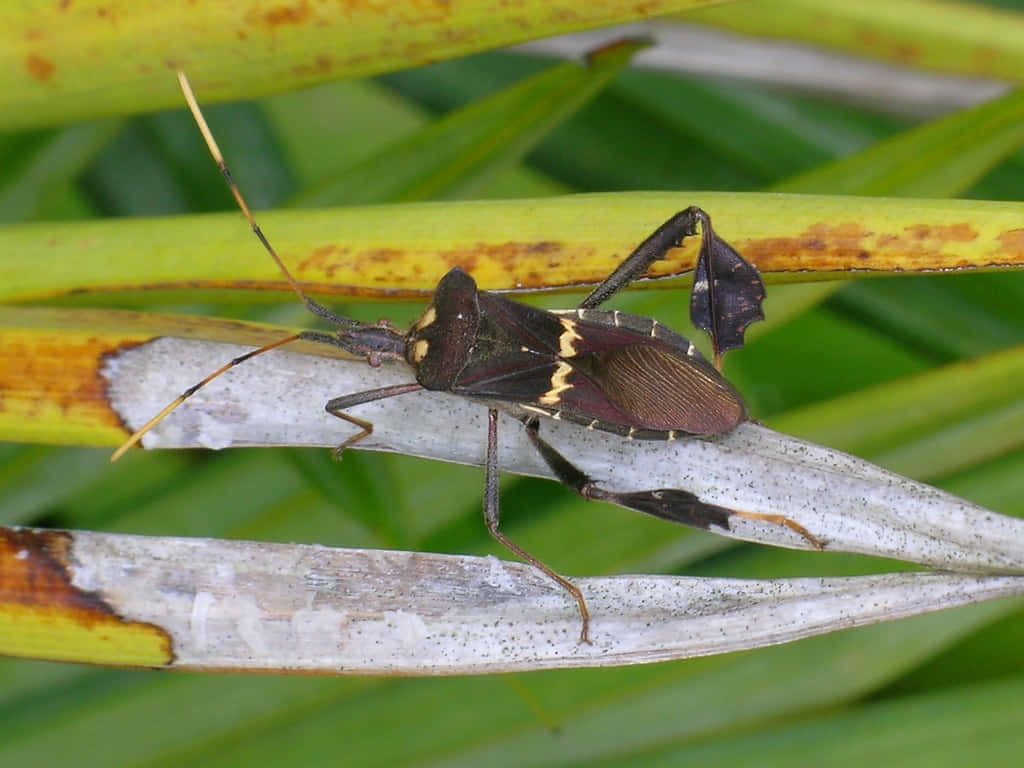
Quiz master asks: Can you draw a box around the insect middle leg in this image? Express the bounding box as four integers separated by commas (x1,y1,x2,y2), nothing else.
484,409,592,644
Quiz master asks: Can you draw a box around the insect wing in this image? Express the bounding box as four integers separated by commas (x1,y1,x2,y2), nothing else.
453,296,745,436
473,289,567,356
447,291,566,397
567,342,745,435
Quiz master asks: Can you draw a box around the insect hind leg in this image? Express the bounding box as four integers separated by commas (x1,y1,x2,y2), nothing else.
580,207,702,309
521,417,730,529
521,418,823,549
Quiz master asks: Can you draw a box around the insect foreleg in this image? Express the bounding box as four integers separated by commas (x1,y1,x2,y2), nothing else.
325,382,423,457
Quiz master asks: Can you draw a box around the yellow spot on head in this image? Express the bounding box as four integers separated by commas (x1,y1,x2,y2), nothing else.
415,305,437,330
412,339,429,363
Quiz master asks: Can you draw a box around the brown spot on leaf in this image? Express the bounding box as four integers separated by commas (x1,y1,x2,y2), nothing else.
744,221,873,271
998,228,1024,255
0,334,138,429
25,54,55,82
905,223,977,242
1,530,102,615
525,241,560,255
752,221,872,268
365,247,402,263
298,243,350,279
0,528,172,657
973,45,998,76
262,1,311,26
742,220,986,273
291,54,336,77
890,42,920,64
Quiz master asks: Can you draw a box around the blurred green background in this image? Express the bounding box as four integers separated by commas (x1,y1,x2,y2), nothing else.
2,7,1024,766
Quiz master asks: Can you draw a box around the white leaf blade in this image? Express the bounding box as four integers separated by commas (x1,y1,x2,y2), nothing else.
105,338,1024,573
61,529,1024,674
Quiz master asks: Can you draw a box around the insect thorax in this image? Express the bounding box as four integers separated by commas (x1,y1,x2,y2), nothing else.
405,267,481,390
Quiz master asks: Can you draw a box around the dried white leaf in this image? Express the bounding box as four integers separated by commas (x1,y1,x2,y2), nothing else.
65,529,1024,674
516,23,1008,117
104,338,1024,574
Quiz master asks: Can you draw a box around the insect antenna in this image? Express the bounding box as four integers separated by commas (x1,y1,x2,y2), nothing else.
110,333,303,461
176,71,359,331
112,72,393,462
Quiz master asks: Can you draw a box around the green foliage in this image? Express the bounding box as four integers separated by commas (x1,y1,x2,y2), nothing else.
1,33,1024,768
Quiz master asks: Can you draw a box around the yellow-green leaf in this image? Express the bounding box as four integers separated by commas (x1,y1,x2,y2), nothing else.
0,0,726,130
691,0,1024,83
2,193,1021,305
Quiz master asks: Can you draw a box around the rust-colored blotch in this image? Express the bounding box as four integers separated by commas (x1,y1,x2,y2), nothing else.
0,528,173,665
25,53,56,82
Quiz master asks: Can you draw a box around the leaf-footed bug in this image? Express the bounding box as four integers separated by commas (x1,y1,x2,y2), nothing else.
112,72,822,644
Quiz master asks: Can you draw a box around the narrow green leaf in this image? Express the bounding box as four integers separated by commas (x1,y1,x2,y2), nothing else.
616,71,842,182
635,674,1024,767
0,0,725,130
773,344,1024,476
691,0,1024,84
2,193,1021,304
0,121,120,222
294,41,647,206
829,273,1024,362
763,87,1024,339
775,88,1024,196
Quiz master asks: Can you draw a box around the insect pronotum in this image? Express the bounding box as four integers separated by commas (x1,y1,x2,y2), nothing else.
112,72,821,644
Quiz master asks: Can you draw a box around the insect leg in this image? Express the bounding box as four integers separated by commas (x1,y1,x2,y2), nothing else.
325,382,423,458
728,511,824,550
521,416,731,528
580,207,702,309
522,418,824,549
483,409,592,644
688,209,766,368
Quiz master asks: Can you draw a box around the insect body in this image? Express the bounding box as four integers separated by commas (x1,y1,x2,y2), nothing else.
405,267,745,439
113,72,819,645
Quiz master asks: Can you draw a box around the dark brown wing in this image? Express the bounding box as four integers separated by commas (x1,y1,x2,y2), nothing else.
450,292,745,436
571,343,745,435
